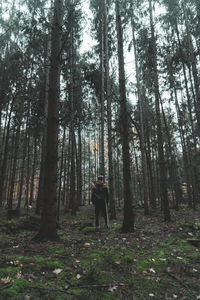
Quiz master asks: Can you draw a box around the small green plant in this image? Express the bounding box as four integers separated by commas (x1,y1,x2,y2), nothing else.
82,226,95,234
46,260,63,270
48,245,65,255
89,253,103,264
122,255,133,264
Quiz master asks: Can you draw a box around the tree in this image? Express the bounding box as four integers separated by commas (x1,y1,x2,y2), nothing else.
115,0,134,232
35,0,63,240
148,0,170,221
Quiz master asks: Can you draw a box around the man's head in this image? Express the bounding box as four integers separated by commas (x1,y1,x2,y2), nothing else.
98,175,104,181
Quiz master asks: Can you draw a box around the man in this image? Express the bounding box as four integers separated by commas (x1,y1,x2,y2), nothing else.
91,175,109,228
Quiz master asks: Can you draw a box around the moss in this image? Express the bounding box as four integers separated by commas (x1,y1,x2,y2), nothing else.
0,266,21,278
136,258,168,272
111,253,121,262
89,253,103,264
122,255,134,264
0,278,32,300
48,246,65,255
46,260,63,270
82,226,95,234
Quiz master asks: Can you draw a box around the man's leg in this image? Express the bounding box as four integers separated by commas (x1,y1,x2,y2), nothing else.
102,202,108,226
95,202,99,227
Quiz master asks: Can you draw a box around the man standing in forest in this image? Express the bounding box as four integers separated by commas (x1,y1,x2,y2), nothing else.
91,175,109,228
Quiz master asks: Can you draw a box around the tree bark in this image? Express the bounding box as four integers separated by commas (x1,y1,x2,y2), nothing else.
149,0,170,221
115,0,134,232
35,0,63,240
104,0,116,219
131,14,149,215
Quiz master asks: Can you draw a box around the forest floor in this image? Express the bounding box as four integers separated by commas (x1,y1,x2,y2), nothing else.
0,205,200,300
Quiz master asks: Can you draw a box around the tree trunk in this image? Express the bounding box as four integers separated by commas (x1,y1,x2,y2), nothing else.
8,123,21,208
35,0,63,240
30,136,37,206
149,0,170,221
0,95,15,206
131,14,149,215
115,0,134,232
104,0,116,219
57,126,66,221
99,3,105,178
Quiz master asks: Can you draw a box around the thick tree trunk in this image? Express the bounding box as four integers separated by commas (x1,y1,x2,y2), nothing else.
115,0,134,232
35,0,63,240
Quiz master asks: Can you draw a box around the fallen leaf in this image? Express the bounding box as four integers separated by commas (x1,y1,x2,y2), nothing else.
16,272,24,279
115,261,121,265
176,257,183,260
108,285,118,292
1,277,12,284
188,232,193,236
149,268,156,273
149,293,154,297
192,268,198,272
84,243,90,246
142,271,148,275
76,274,81,279
53,268,63,275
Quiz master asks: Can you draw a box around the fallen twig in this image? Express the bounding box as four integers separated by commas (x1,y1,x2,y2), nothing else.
71,282,130,289
0,284,13,290
166,271,197,299
29,285,73,295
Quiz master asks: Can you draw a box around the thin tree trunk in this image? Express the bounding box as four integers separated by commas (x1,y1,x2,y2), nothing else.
0,96,15,206
57,126,66,221
131,14,149,215
77,123,82,206
104,0,116,219
8,123,21,208
149,0,170,221
30,136,37,205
